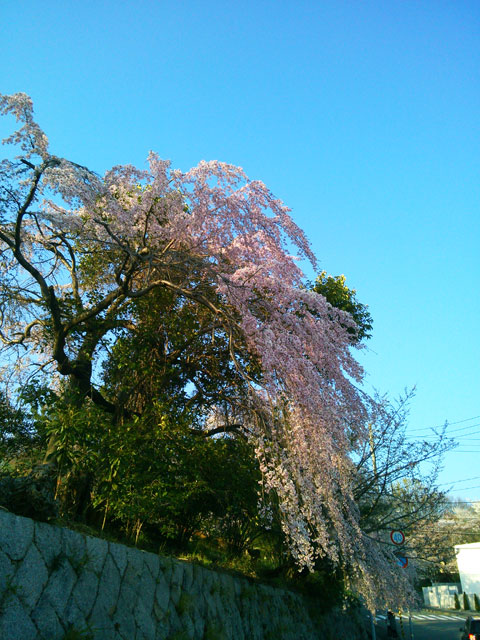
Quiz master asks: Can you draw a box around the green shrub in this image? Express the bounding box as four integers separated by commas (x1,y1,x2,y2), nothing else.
463,593,470,610
168,632,189,640
454,593,461,610
0,465,58,521
474,594,480,611
203,621,227,640
62,626,94,640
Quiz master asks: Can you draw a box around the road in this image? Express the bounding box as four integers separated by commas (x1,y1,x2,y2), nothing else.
373,610,467,640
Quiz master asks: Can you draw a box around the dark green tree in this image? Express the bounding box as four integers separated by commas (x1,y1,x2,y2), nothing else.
311,271,373,343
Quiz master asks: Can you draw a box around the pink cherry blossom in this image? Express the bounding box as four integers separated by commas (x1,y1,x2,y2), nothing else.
0,93,415,610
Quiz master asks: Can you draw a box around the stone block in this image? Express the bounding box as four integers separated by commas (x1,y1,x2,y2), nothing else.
143,549,160,581
125,544,146,581
206,591,218,620
117,575,138,616
85,534,109,575
0,548,15,595
192,561,203,587
182,559,194,592
112,600,138,640
62,526,87,569
165,604,182,635
94,553,121,615
64,595,88,631
212,590,225,618
0,592,38,640
13,542,48,611
178,611,196,639
152,607,171,638
158,554,173,583
43,556,77,618
169,580,182,608
153,569,170,616
31,594,64,639
134,596,157,639
188,575,206,614
71,568,100,618
171,558,184,587
137,560,156,616
228,604,245,640
220,571,236,598
234,576,244,596
88,601,117,640
109,539,128,577
0,510,34,561
35,520,62,569
192,607,205,639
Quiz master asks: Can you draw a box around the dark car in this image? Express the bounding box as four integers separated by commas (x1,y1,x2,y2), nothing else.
460,616,480,640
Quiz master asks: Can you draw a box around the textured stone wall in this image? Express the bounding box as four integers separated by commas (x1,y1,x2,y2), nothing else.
0,509,335,640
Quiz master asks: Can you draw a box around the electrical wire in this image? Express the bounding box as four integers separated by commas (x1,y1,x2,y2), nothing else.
406,422,480,439
449,484,480,492
437,475,480,487
407,414,480,434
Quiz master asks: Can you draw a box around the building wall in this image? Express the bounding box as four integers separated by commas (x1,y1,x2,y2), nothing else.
456,544,480,594
422,584,459,608
0,509,367,640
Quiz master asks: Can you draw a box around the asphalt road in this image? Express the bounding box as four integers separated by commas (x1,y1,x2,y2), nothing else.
373,610,468,640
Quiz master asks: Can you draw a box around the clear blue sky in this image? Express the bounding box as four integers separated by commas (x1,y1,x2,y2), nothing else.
2,0,479,501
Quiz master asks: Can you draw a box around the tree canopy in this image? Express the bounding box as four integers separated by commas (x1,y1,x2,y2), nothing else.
0,92,423,609
311,271,373,343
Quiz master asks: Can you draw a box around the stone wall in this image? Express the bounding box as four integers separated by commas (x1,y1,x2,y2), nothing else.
0,509,368,640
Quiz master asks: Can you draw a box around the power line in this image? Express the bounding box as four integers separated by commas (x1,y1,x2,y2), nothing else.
407,415,480,434
438,475,480,487
405,424,480,440
447,422,480,435
449,484,480,492
447,450,480,453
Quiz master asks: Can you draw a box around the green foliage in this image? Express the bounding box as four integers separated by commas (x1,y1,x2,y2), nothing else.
0,261,373,606
49,552,68,573
0,384,59,521
69,552,90,576
61,625,95,640
463,592,470,610
88,408,261,547
0,466,58,521
314,606,370,640
168,632,190,640
0,387,45,473
285,558,345,614
203,621,227,640
454,593,461,609
101,287,256,422
311,271,372,343
474,593,480,611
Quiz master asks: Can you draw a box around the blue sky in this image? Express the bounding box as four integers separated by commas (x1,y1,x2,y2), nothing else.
2,0,480,501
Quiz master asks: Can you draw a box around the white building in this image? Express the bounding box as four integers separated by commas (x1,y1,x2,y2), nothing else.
455,542,480,593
